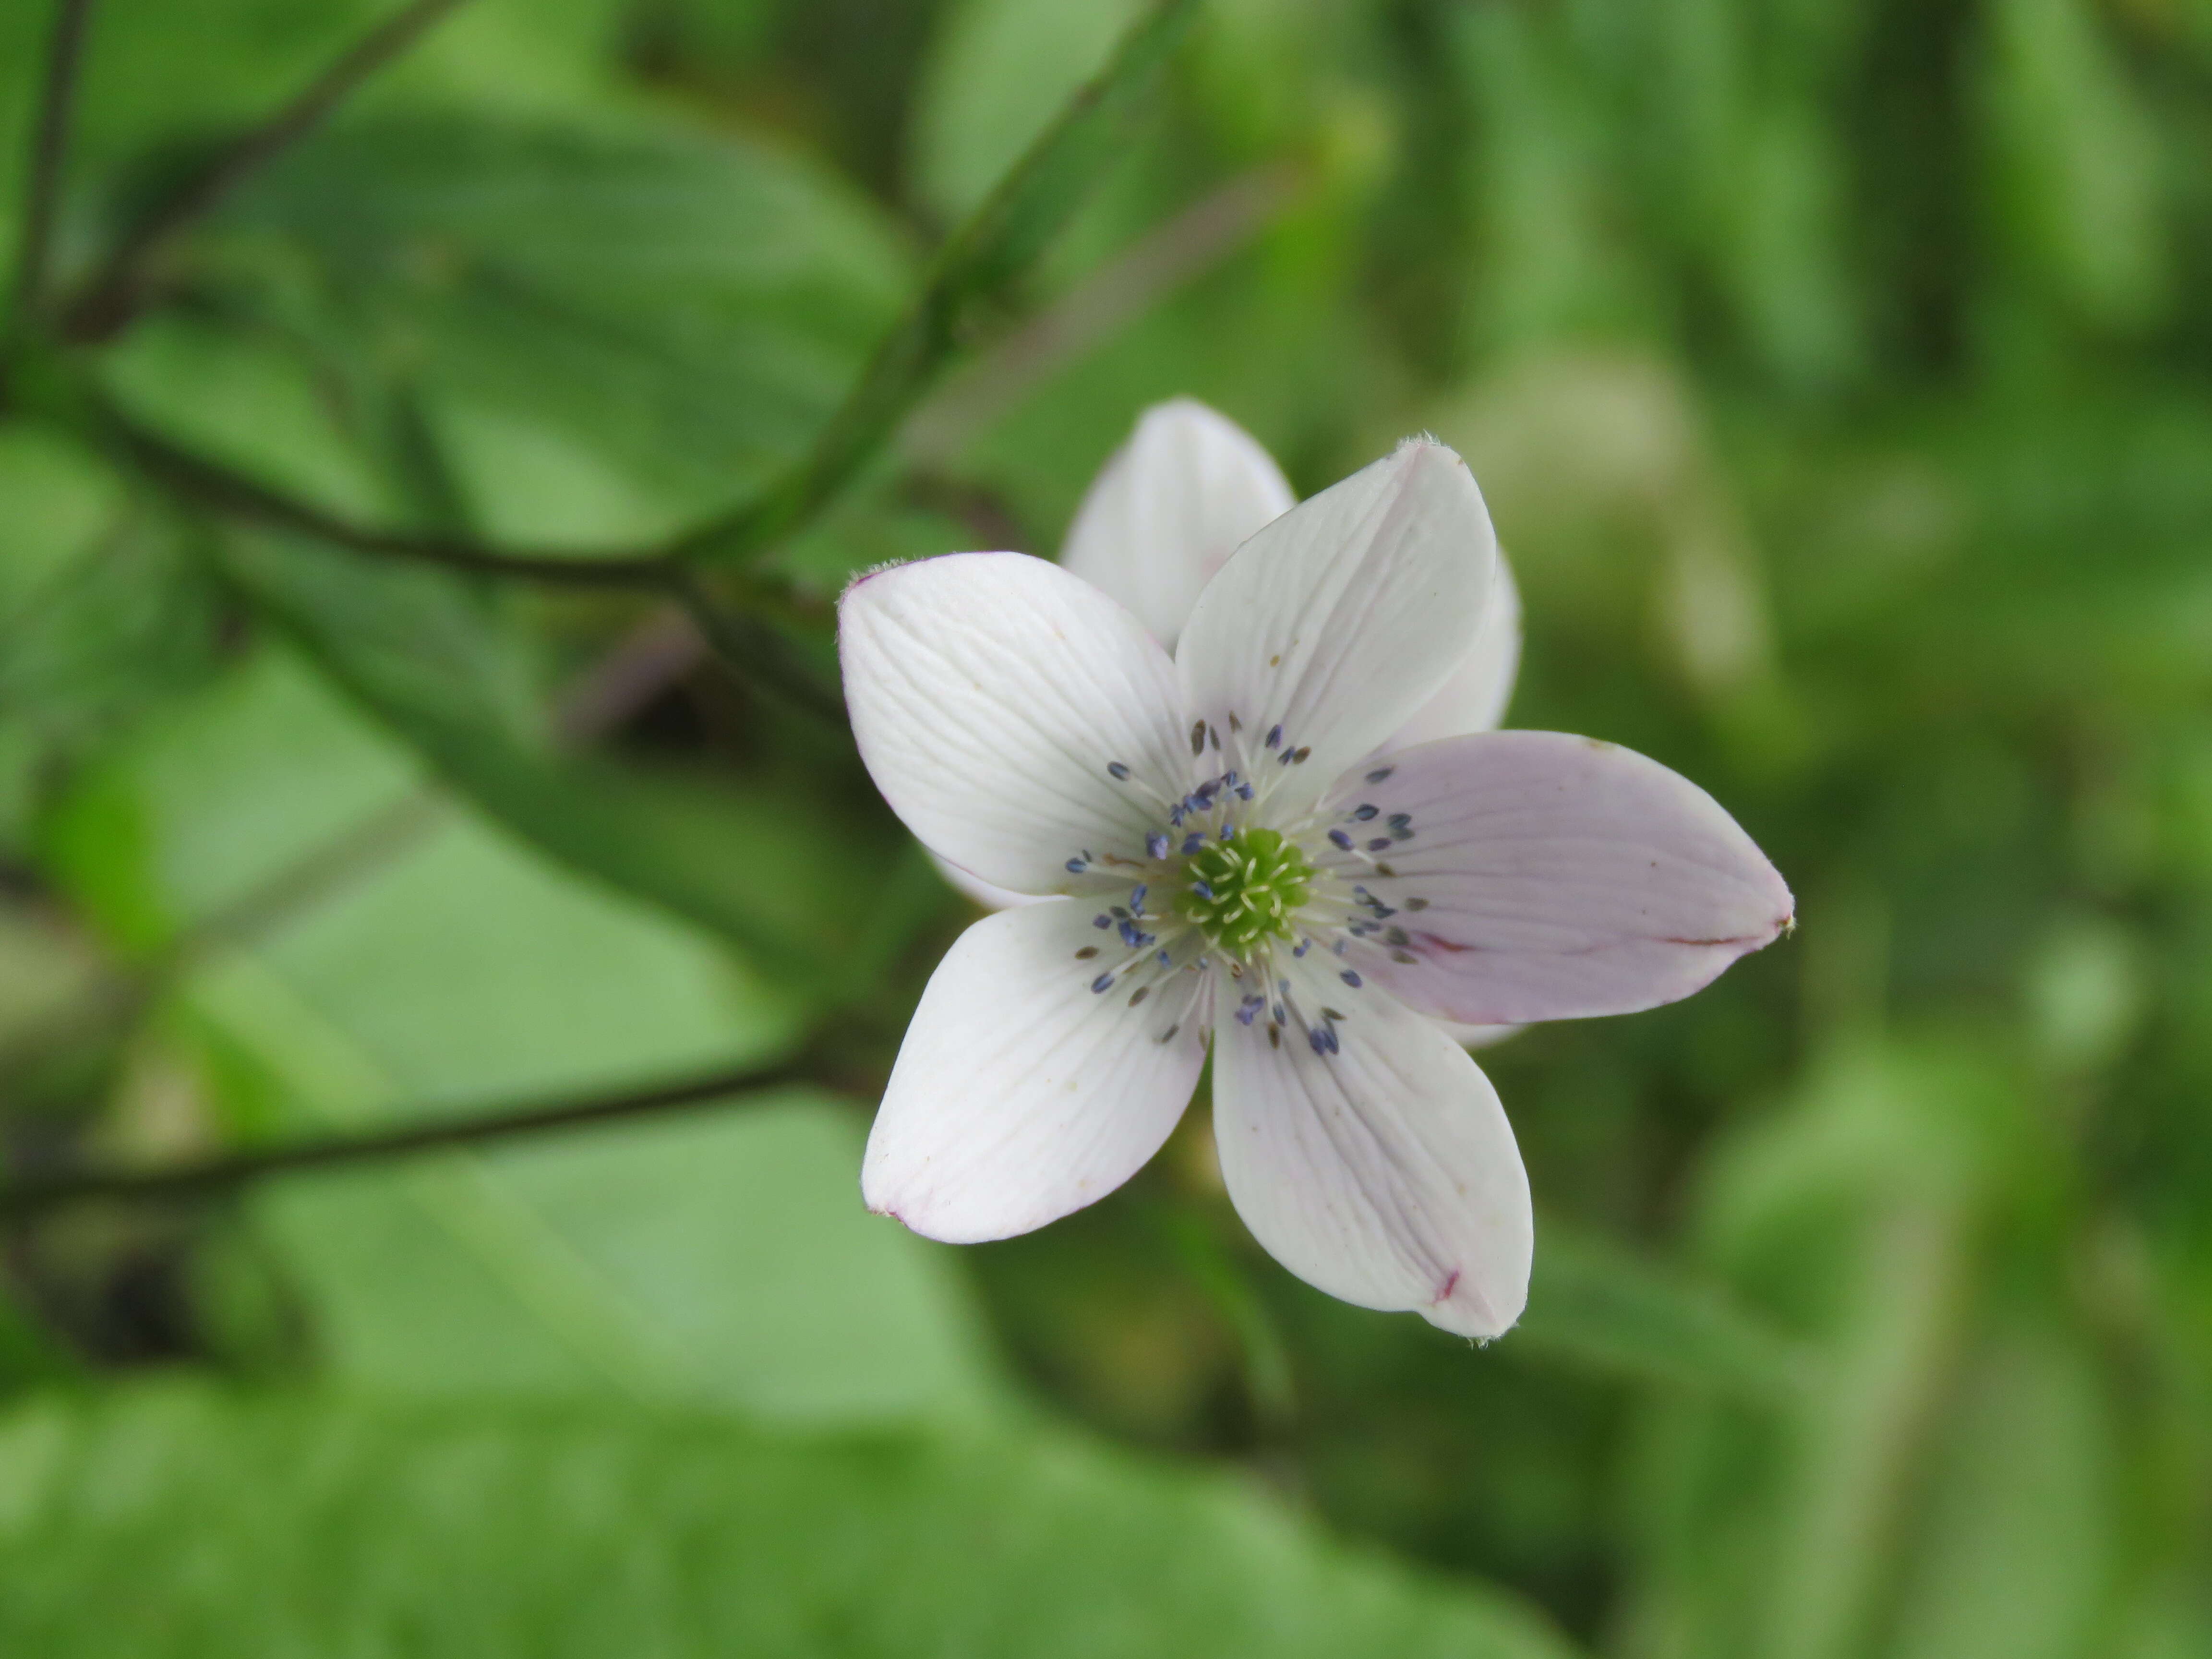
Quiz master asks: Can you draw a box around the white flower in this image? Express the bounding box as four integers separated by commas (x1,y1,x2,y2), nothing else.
839,436,1791,1338
943,400,1525,1048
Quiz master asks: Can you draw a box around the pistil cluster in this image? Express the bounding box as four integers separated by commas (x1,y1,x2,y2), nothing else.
1058,721,1428,1058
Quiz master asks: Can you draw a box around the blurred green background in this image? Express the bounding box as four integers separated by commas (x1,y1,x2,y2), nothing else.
1,0,2209,1652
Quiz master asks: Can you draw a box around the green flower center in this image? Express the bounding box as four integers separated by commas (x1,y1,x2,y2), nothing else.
1176,827,1315,955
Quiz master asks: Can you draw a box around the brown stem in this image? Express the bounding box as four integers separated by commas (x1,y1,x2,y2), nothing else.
0,0,97,389
0,1053,826,1224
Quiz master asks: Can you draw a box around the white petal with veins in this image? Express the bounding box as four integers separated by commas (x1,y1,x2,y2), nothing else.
1177,441,1497,818
1387,552,1523,749
864,900,1208,1242
1212,975,1531,1338
1061,399,1295,652
840,553,1190,897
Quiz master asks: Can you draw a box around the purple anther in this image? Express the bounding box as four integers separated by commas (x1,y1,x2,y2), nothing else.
1146,832,1170,859
1265,724,1283,749
1093,914,1112,929
1328,829,1353,850
1091,974,1115,994
1106,761,1131,781
1065,857,1088,873
1340,970,1363,988
1129,884,1148,913
1353,804,1379,821
1365,767,1394,784
1368,838,1393,853
1181,832,1206,855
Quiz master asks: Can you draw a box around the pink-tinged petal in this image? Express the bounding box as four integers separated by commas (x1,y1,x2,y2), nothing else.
1061,399,1295,651
1177,440,1498,816
841,553,1190,897
865,901,1207,1243
1387,552,1523,749
1213,975,1531,1338
1326,730,1794,1025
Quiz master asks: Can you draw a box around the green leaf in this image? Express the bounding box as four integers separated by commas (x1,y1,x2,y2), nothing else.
913,0,1146,225
227,1096,1006,1425
216,532,926,1000
42,649,996,1426
1886,1322,2116,1659
0,426,223,849
178,112,913,541
1514,1218,1807,1401
0,1386,1580,1658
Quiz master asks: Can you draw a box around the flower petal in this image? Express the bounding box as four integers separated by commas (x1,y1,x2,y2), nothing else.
841,552,1190,896
1177,440,1498,815
1061,399,1295,651
1212,978,1531,1338
1328,730,1794,1025
1386,551,1523,749
929,850,1047,911
864,900,1208,1243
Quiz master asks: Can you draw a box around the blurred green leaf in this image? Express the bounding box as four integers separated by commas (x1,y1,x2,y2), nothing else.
1515,1219,1806,1402
1887,1321,2115,1659
216,532,924,1001
0,1384,1579,1658
913,0,1145,224
0,426,223,850
226,1096,1006,1424
186,112,913,539
41,647,992,1424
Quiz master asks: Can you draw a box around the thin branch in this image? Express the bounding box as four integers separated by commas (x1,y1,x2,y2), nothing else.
0,0,96,385
0,1054,822,1224
60,0,472,343
88,393,848,720
669,570,847,727
661,0,1202,571
97,397,679,588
